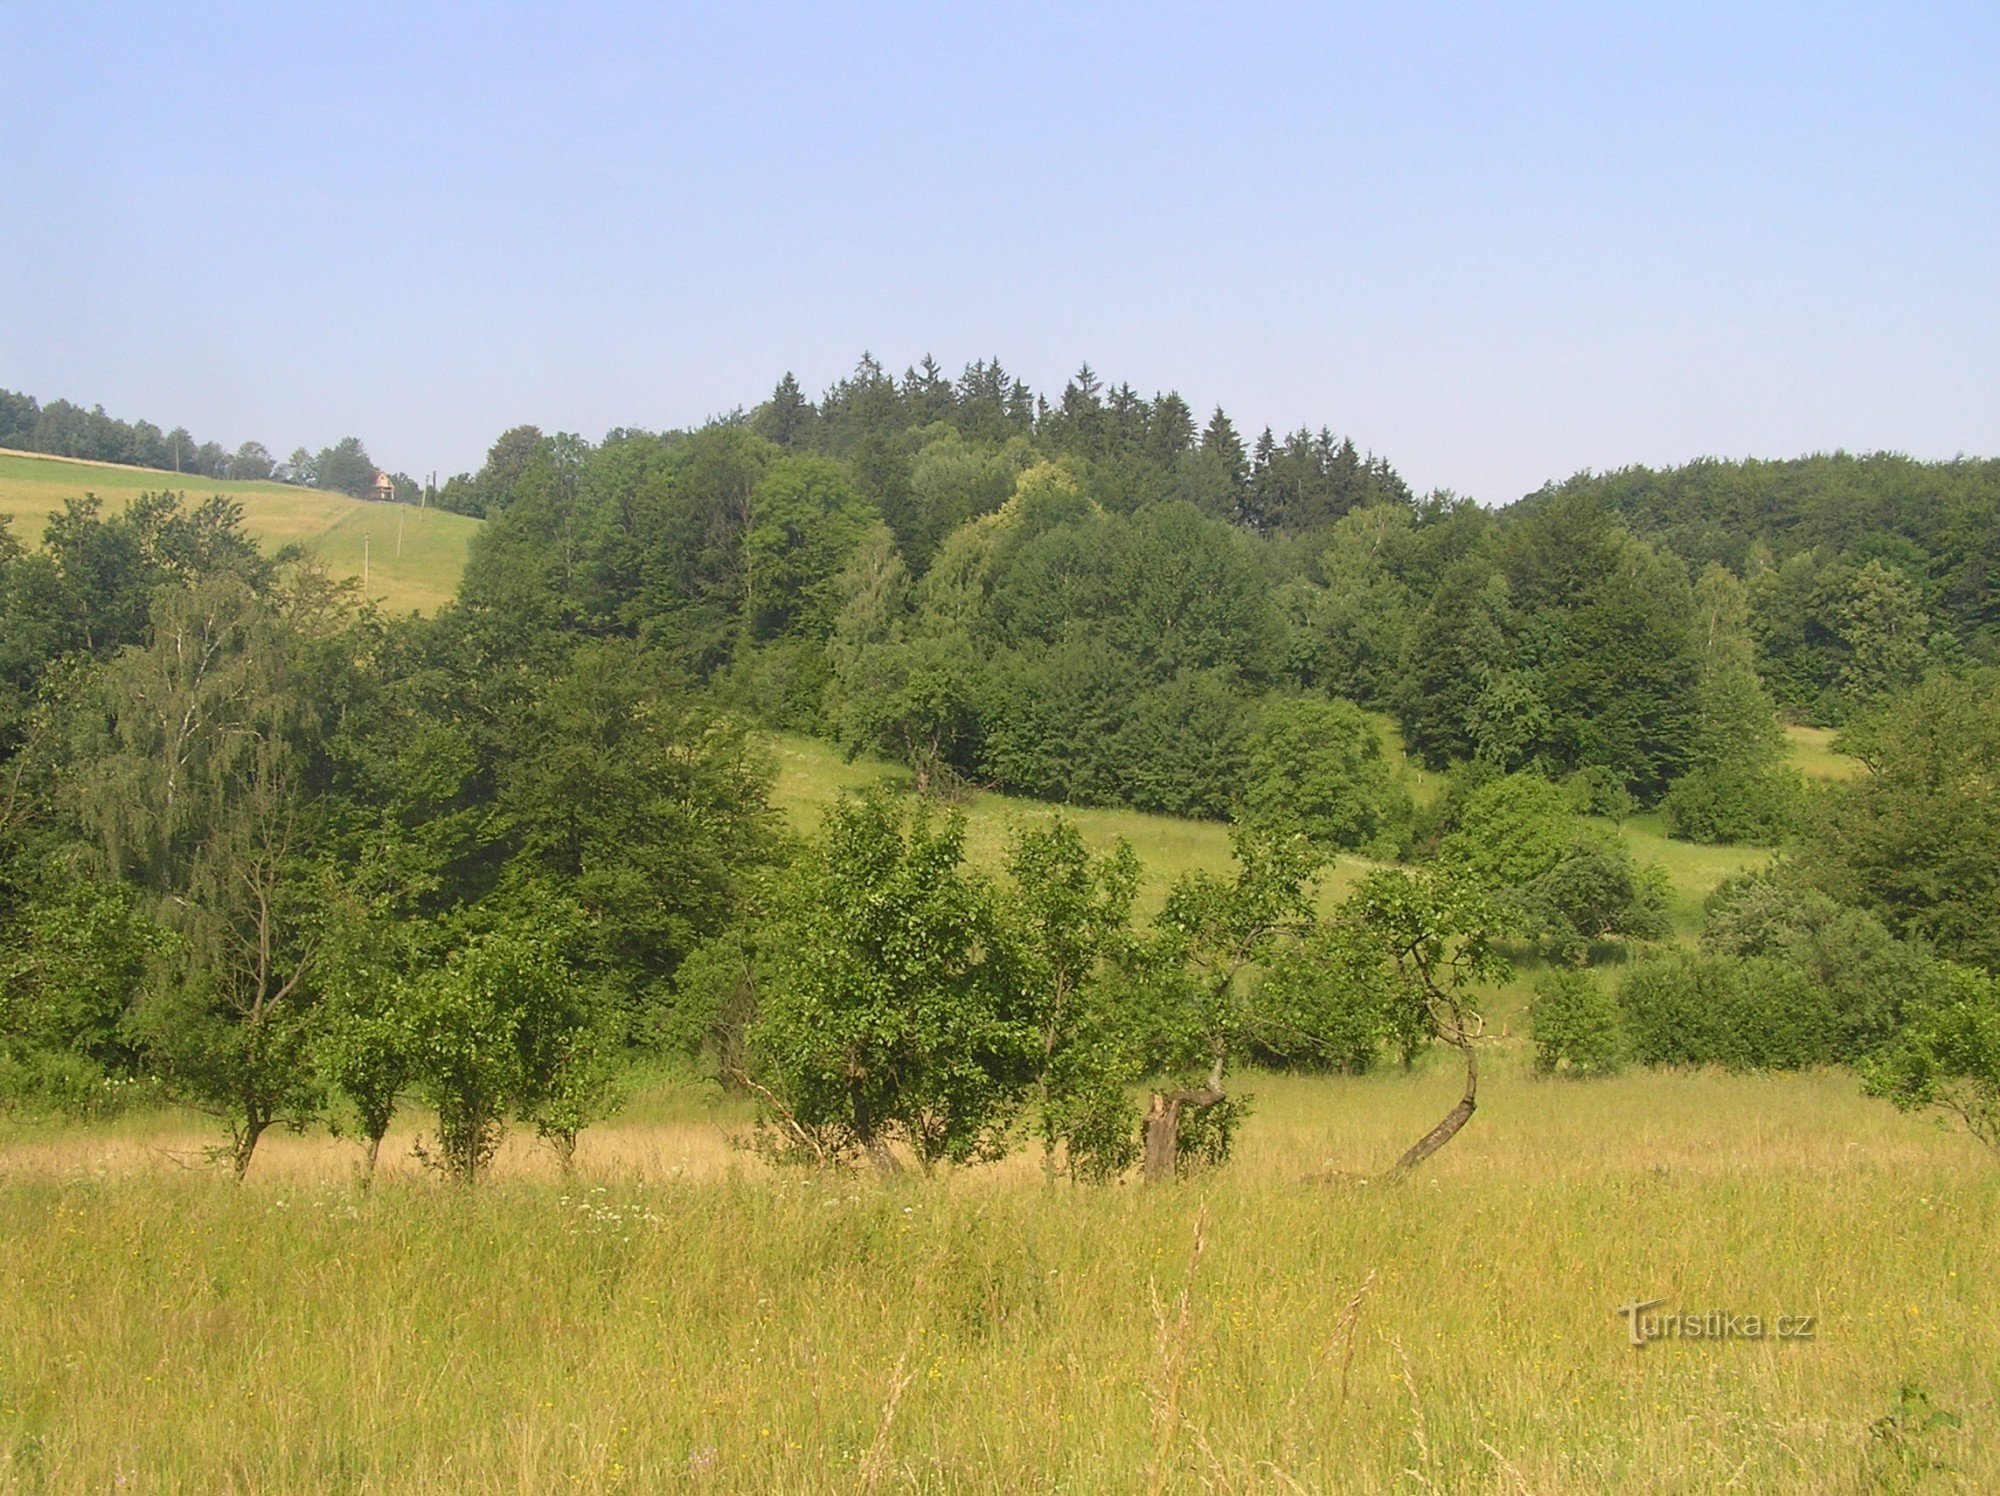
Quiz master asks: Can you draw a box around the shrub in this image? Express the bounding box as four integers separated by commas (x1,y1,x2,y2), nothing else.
1863,962,2000,1152
1564,765,1636,822
1659,763,1798,845
1529,969,1624,1076
1440,772,1671,961
1618,952,1841,1070
0,1051,162,1122
1250,925,1397,1073
1704,877,1944,1056
1524,843,1673,963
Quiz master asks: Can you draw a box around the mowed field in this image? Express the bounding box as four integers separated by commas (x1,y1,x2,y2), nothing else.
0,719,1954,1494
0,450,478,614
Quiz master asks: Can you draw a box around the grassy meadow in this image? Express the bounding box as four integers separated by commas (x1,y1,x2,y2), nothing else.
0,450,478,614
3,1064,1993,1492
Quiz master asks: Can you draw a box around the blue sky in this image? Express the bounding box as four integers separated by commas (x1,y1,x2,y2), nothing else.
3,2,1994,501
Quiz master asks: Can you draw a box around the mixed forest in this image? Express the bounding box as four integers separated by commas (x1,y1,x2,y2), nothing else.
2,356,1998,1184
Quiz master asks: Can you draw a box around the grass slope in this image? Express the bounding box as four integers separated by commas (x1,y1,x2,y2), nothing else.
0,450,477,614
766,730,1779,937
1786,723,1866,780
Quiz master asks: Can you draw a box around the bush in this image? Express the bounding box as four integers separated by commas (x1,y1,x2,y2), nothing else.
1114,669,1252,819
0,1051,162,1122
1863,962,2000,1152
1703,877,1944,1056
1618,952,1841,1070
1564,765,1636,822
1529,969,1624,1076
1440,772,1671,961
1250,925,1397,1073
1659,763,1798,845
1524,844,1673,963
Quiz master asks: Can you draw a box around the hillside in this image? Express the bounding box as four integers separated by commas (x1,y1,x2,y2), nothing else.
0,449,477,613
763,725,1862,937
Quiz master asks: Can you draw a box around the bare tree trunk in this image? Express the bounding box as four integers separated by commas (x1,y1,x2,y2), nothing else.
360,1132,383,1190
864,1134,902,1179
1385,1038,1477,1181
549,1130,579,1176
230,1115,268,1182
1141,1054,1227,1184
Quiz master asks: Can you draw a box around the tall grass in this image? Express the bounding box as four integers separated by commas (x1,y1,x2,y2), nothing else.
3,1061,1993,1492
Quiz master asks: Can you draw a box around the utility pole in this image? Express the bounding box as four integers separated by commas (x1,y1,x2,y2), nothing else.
396,500,404,558
363,532,370,589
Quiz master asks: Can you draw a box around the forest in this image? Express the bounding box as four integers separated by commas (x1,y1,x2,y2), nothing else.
2,355,1997,1188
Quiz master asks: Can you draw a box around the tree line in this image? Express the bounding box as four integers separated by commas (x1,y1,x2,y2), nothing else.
0,387,420,503
434,356,1995,846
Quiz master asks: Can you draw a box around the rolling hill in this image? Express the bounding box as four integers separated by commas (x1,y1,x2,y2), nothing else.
0,449,477,613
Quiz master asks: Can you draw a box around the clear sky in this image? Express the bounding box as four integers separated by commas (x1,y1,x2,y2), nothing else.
3,2,1995,502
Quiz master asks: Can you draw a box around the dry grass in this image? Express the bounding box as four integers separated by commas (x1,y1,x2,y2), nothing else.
3,1057,1995,1493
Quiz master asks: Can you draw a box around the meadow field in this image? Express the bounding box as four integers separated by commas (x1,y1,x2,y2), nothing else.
3,1062,1992,1493
0,450,478,614
4,722,1969,1495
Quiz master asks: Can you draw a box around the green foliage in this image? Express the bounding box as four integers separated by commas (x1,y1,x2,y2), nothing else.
1658,762,1798,845
1438,773,1578,888
1251,922,1400,1072
1337,867,1508,1044
1541,452,1993,691
658,924,762,1079
1521,842,1672,964
70,575,338,1175
1528,969,1624,1077
1290,504,1420,705
1113,669,1252,819
491,639,780,1024
312,896,416,1170
1498,493,1703,798
1004,817,1143,1180
1134,828,1325,1167
1703,876,1956,1058
1563,765,1635,821
1661,565,1797,843
1241,696,1412,856
747,796,1033,1172
1862,962,2000,1152
1438,772,1669,961
976,635,1132,806
742,456,877,639
406,923,614,1182
0,863,162,1088
1796,676,2000,973
0,1049,161,1122
1616,952,1840,1070
1395,558,1508,767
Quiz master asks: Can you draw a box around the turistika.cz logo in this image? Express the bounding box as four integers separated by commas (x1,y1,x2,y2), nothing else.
1615,1297,1817,1348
